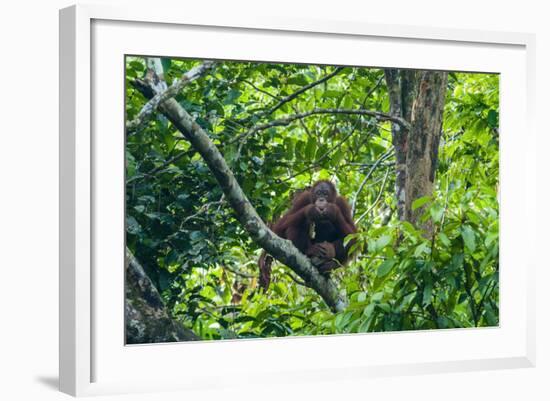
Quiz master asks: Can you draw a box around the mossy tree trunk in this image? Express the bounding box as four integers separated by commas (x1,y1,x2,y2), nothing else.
384,69,448,232
125,248,199,343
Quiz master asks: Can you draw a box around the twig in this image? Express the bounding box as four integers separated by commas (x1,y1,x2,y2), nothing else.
126,148,195,184
223,264,256,279
282,270,309,287
351,149,394,216
180,200,224,225
230,108,409,145
242,79,281,100
360,75,384,107
355,167,391,225
267,67,344,115
281,128,359,182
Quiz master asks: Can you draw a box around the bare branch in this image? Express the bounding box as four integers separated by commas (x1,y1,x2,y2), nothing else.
351,149,394,216
230,108,410,145
126,61,216,135
355,167,391,225
223,264,256,279
360,75,385,107
180,200,224,225
242,79,281,100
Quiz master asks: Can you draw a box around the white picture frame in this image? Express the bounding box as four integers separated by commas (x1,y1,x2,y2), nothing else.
59,4,536,397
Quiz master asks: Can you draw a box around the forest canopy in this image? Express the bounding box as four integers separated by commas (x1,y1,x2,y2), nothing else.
125,57,499,343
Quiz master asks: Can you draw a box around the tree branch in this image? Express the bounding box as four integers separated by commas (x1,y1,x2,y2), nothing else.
267,67,344,115
230,108,410,145
242,79,281,100
351,149,394,216
281,128,358,182
131,65,347,312
126,147,195,184
355,167,391,225
223,264,257,279
125,247,199,343
126,60,216,135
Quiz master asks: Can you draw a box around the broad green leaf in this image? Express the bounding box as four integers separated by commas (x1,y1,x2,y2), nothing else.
224,89,242,105
430,204,445,223
358,319,372,333
438,232,451,247
487,109,498,128
412,196,431,211
461,225,476,253
129,61,145,72
161,58,172,73
126,216,141,235
305,136,317,159
422,284,433,306
376,235,392,250
377,259,396,277
356,292,367,303
414,243,430,257
371,292,384,302
287,74,309,86
363,303,376,318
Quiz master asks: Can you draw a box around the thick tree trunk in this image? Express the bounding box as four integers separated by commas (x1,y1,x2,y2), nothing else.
384,69,409,221
125,248,199,344
384,69,447,232
404,71,447,226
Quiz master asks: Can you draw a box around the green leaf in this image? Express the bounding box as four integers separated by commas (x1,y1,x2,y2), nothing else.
161,58,172,73
414,243,430,257
342,95,354,109
211,100,225,117
484,232,499,248
466,211,481,225
129,61,145,72
190,231,204,241
358,319,372,333
126,216,141,235
376,235,392,250
422,284,433,306
224,89,242,105
461,225,476,253
377,259,395,277
356,292,367,303
483,302,498,326
429,204,445,223
438,232,451,247
371,292,384,302
287,74,309,86
334,312,353,331
363,303,376,317
487,109,498,128
305,137,317,159
412,196,431,211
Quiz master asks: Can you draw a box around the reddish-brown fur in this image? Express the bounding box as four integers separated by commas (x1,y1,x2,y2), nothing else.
259,180,357,290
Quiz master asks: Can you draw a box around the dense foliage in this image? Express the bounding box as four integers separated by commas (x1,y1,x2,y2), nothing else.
125,57,499,340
